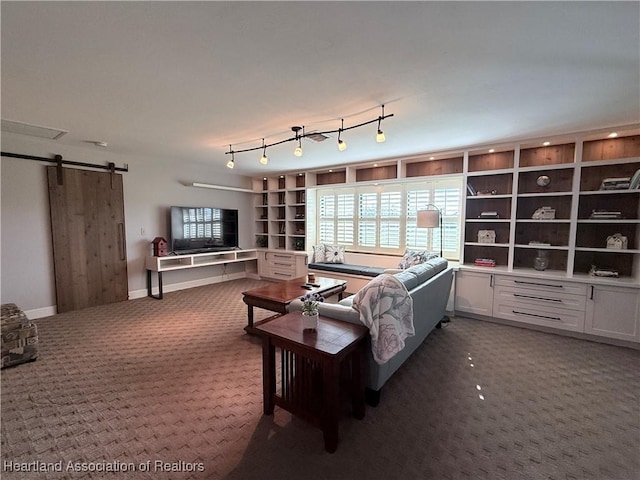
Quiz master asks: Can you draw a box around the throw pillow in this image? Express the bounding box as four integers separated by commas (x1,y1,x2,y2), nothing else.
324,244,345,264
397,249,438,269
313,244,327,263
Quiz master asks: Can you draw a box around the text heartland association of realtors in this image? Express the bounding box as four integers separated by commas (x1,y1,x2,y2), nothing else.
3,459,205,473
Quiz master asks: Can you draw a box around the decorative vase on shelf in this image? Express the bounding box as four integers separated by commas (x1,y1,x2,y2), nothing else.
534,250,549,271
302,312,319,330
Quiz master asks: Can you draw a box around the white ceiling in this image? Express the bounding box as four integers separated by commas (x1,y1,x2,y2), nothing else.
2,1,639,176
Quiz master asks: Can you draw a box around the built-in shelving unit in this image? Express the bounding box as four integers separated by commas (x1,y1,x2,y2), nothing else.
459,133,640,282
252,174,308,251
252,128,640,284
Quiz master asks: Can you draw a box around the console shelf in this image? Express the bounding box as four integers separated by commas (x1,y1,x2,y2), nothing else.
145,249,258,299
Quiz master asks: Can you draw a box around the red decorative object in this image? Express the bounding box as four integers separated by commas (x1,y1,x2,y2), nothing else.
152,237,168,257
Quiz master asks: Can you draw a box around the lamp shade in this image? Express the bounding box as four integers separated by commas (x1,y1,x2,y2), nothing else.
417,209,439,228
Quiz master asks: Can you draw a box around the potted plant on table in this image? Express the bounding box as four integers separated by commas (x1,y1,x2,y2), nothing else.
300,292,324,330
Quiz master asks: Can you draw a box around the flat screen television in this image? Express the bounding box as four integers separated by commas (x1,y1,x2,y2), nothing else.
169,206,239,254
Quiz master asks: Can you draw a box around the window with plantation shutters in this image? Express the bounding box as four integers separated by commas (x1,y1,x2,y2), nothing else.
314,176,463,258
380,191,401,249
358,192,377,247
336,194,355,245
406,180,462,259
318,192,355,246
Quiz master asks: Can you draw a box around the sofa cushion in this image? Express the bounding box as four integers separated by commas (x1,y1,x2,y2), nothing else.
405,257,448,283
309,262,385,277
393,269,420,291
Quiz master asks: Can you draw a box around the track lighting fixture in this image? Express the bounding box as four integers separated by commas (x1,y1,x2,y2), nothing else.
226,146,235,169
224,104,393,167
337,119,347,151
376,105,386,143
260,140,269,165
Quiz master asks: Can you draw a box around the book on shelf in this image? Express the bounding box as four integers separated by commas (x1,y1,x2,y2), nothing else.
474,258,496,267
599,177,631,190
589,210,622,219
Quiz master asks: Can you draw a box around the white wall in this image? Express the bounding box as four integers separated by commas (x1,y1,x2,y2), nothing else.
1,133,254,317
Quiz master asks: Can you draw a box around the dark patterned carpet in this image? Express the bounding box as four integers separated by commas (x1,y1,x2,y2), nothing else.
2,278,639,480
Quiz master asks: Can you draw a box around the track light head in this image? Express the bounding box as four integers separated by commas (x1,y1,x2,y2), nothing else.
376,108,386,143
259,140,268,165
292,126,303,157
226,146,235,168
337,119,347,151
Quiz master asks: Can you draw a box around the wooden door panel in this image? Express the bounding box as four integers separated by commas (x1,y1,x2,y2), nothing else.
47,167,128,312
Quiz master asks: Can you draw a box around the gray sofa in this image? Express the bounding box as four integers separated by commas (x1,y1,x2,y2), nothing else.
289,257,453,406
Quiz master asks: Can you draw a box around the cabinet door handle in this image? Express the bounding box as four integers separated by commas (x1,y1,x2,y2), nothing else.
513,293,562,303
512,310,562,322
514,280,563,288
590,285,594,300
490,274,494,287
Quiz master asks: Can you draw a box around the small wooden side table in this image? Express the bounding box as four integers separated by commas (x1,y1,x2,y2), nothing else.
242,277,346,333
254,310,368,453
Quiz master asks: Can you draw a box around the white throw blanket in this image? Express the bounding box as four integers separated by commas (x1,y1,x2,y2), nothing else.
352,274,414,365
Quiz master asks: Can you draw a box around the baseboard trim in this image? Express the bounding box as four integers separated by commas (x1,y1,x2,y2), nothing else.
27,273,251,317
24,305,57,319
129,271,247,299
457,313,639,350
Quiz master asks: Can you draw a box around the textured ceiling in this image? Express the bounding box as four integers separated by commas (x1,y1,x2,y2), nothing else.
2,1,639,176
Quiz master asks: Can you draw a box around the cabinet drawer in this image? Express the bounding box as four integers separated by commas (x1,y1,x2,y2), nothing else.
495,276,586,296
493,300,585,332
494,285,586,312
267,252,295,263
267,268,297,280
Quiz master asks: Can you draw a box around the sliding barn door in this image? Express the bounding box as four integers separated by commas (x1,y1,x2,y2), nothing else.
47,166,128,313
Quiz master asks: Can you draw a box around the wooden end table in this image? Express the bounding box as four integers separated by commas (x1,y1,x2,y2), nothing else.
254,310,368,453
242,276,346,334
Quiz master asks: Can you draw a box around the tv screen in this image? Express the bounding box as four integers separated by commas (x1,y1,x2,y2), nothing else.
169,206,238,254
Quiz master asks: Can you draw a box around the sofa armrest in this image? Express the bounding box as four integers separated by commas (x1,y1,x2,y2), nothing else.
288,299,361,325
383,268,403,275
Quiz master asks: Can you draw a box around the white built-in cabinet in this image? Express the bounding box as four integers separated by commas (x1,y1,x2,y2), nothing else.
585,284,640,342
456,270,639,343
257,249,308,281
454,270,494,317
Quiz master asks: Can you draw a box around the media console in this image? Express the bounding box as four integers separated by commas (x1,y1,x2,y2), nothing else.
145,249,258,299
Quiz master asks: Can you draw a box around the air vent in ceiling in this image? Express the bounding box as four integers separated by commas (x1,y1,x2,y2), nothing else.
1,119,68,140
305,131,329,142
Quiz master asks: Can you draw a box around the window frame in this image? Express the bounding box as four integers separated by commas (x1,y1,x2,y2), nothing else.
313,176,463,259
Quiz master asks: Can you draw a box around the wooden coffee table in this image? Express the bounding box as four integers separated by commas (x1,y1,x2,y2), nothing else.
254,310,368,453
242,276,346,334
